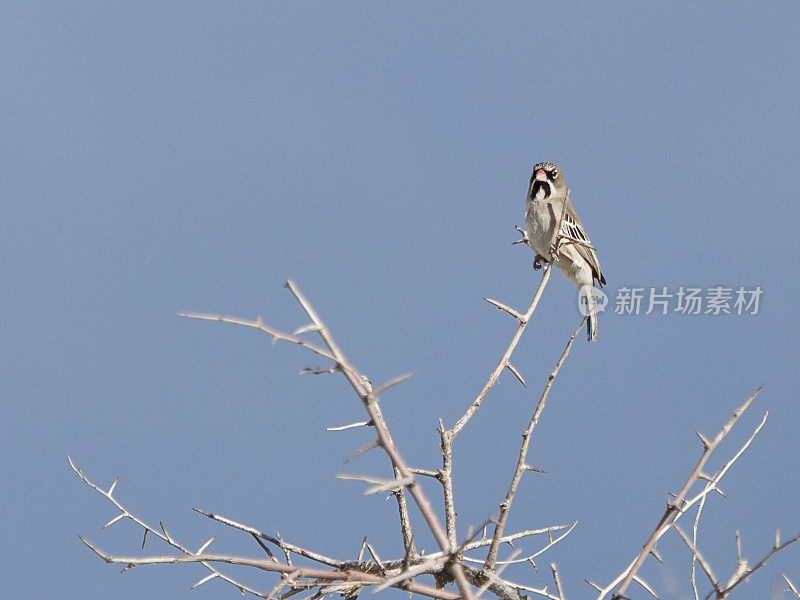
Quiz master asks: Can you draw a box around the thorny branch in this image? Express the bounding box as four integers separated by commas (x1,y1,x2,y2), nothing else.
592,388,769,600
438,261,555,552
675,523,800,599
73,273,586,599
78,535,461,600
69,455,268,598
485,318,586,571
71,434,571,599
71,269,794,599
280,280,475,599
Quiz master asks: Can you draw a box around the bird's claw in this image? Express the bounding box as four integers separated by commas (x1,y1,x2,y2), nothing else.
533,254,546,270
512,224,530,246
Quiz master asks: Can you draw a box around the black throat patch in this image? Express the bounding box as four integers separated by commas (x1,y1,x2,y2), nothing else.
531,179,551,199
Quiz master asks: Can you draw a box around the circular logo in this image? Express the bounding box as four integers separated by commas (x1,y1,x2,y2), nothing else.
578,286,608,316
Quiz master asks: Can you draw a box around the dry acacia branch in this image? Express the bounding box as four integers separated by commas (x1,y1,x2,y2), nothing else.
193,508,344,568
182,285,431,571
78,537,461,600
599,388,763,600
676,522,800,600
551,563,566,600
284,281,470,596
463,564,561,600
178,312,336,364
69,456,268,597
436,263,555,557
413,523,577,565
782,573,800,599
674,525,722,595
473,522,577,568
712,530,800,598
485,318,585,571
449,262,554,438
73,463,471,599
690,493,708,600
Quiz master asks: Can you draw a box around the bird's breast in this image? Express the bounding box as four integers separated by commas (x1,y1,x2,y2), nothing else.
525,200,556,256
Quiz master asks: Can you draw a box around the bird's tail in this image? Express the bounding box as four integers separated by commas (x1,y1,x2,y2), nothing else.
579,285,598,342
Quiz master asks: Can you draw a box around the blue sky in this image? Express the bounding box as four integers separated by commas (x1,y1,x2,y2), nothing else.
3,3,799,599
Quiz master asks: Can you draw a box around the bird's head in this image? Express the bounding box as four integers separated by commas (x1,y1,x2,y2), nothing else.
529,161,566,200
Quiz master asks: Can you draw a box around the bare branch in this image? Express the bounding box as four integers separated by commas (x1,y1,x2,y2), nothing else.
485,319,585,571
450,263,554,437
78,537,461,600
373,555,450,592
409,467,441,479
435,264,555,569
439,421,458,550
551,563,566,600
690,493,708,600
610,388,762,599
419,523,577,562
178,312,336,363
716,529,800,597
283,281,472,598
674,525,722,594
781,573,800,599
193,508,344,568
468,522,577,567
69,456,263,596
484,297,526,322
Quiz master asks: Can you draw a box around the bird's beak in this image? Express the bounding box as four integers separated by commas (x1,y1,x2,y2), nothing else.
534,169,547,182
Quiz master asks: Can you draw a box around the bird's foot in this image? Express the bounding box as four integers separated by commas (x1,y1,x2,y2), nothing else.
511,224,529,246
533,254,547,270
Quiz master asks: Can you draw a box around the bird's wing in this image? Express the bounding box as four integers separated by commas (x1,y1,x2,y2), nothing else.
558,199,606,286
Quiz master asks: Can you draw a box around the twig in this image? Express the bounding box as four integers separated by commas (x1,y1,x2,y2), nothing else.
713,530,800,598
416,523,577,563
437,263,555,562
463,564,561,600
69,456,269,597
551,563,566,600
283,281,470,597
78,537,460,600
781,573,800,599
466,522,577,567
193,508,344,568
178,313,336,364
485,319,585,571
674,525,722,594
604,388,763,599
690,493,708,600
449,262,554,437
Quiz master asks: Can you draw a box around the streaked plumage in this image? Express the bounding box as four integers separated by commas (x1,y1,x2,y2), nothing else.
524,162,605,341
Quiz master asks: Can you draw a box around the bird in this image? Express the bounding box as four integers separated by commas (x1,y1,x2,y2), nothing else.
524,162,606,341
